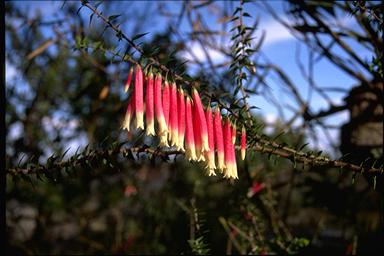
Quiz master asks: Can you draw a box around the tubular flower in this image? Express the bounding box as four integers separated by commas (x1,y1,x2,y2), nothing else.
120,66,245,180
177,89,186,151
162,81,170,129
134,65,144,130
193,103,205,162
241,125,246,160
231,121,237,144
192,88,209,152
185,97,197,161
124,67,133,93
223,118,237,179
205,105,216,176
169,82,179,147
229,124,239,179
145,72,155,136
122,94,134,132
154,74,168,146
214,107,225,171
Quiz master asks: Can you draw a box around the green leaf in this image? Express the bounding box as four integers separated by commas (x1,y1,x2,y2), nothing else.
77,5,84,14
233,7,242,16
273,131,285,141
89,13,94,27
108,14,121,22
299,143,309,151
132,32,149,41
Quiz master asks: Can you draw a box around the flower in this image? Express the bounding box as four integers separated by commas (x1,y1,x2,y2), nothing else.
214,107,225,171
177,89,186,151
205,105,216,176
193,101,205,162
223,118,238,179
120,65,248,180
162,81,170,129
134,65,144,130
231,121,237,144
223,118,232,178
229,124,238,179
247,182,264,197
192,88,209,153
124,67,133,93
169,82,179,147
185,97,197,161
145,72,155,136
154,74,168,146
122,95,134,132
241,125,246,160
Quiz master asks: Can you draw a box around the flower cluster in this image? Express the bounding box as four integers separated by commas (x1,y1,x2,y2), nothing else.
122,65,247,179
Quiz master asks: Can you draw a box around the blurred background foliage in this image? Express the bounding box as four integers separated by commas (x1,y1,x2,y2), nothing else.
5,1,383,255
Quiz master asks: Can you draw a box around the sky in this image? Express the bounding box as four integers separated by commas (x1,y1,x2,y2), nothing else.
6,1,374,159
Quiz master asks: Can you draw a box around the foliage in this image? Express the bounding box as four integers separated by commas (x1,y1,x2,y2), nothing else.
5,1,383,255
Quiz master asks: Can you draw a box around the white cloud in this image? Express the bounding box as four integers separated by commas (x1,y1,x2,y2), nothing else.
261,18,295,47
180,41,226,64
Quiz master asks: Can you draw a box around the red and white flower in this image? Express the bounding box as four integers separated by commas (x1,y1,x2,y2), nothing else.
134,65,144,130
162,81,170,129
122,94,134,132
214,107,225,171
145,72,155,136
169,82,179,147
185,97,197,161
192,88,209,153
205,105,216,176
241,125,246,160
124,67,133,93
177,89,186,151
224,118,238,179
154,74,168,146
193,101,205,162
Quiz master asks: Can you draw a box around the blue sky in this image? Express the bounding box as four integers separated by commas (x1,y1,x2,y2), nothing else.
6,1,374,158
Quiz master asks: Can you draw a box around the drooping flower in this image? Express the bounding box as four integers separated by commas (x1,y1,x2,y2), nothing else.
134,65,144,130
162,81,170,128
120,65,245,180
169,82,179,147
223,118,232,178
193,103,205,162
214,107,225,171
145,72,155,136
247,182,265,198
177,89,186,151
231,121,237,144
154,74,168,146
122,94,134,132
192,88,209,153
205,105,216,176
241,125,246,160
185,97,197,161
223,117,237,179
229,125,238,179
124,67,133,93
